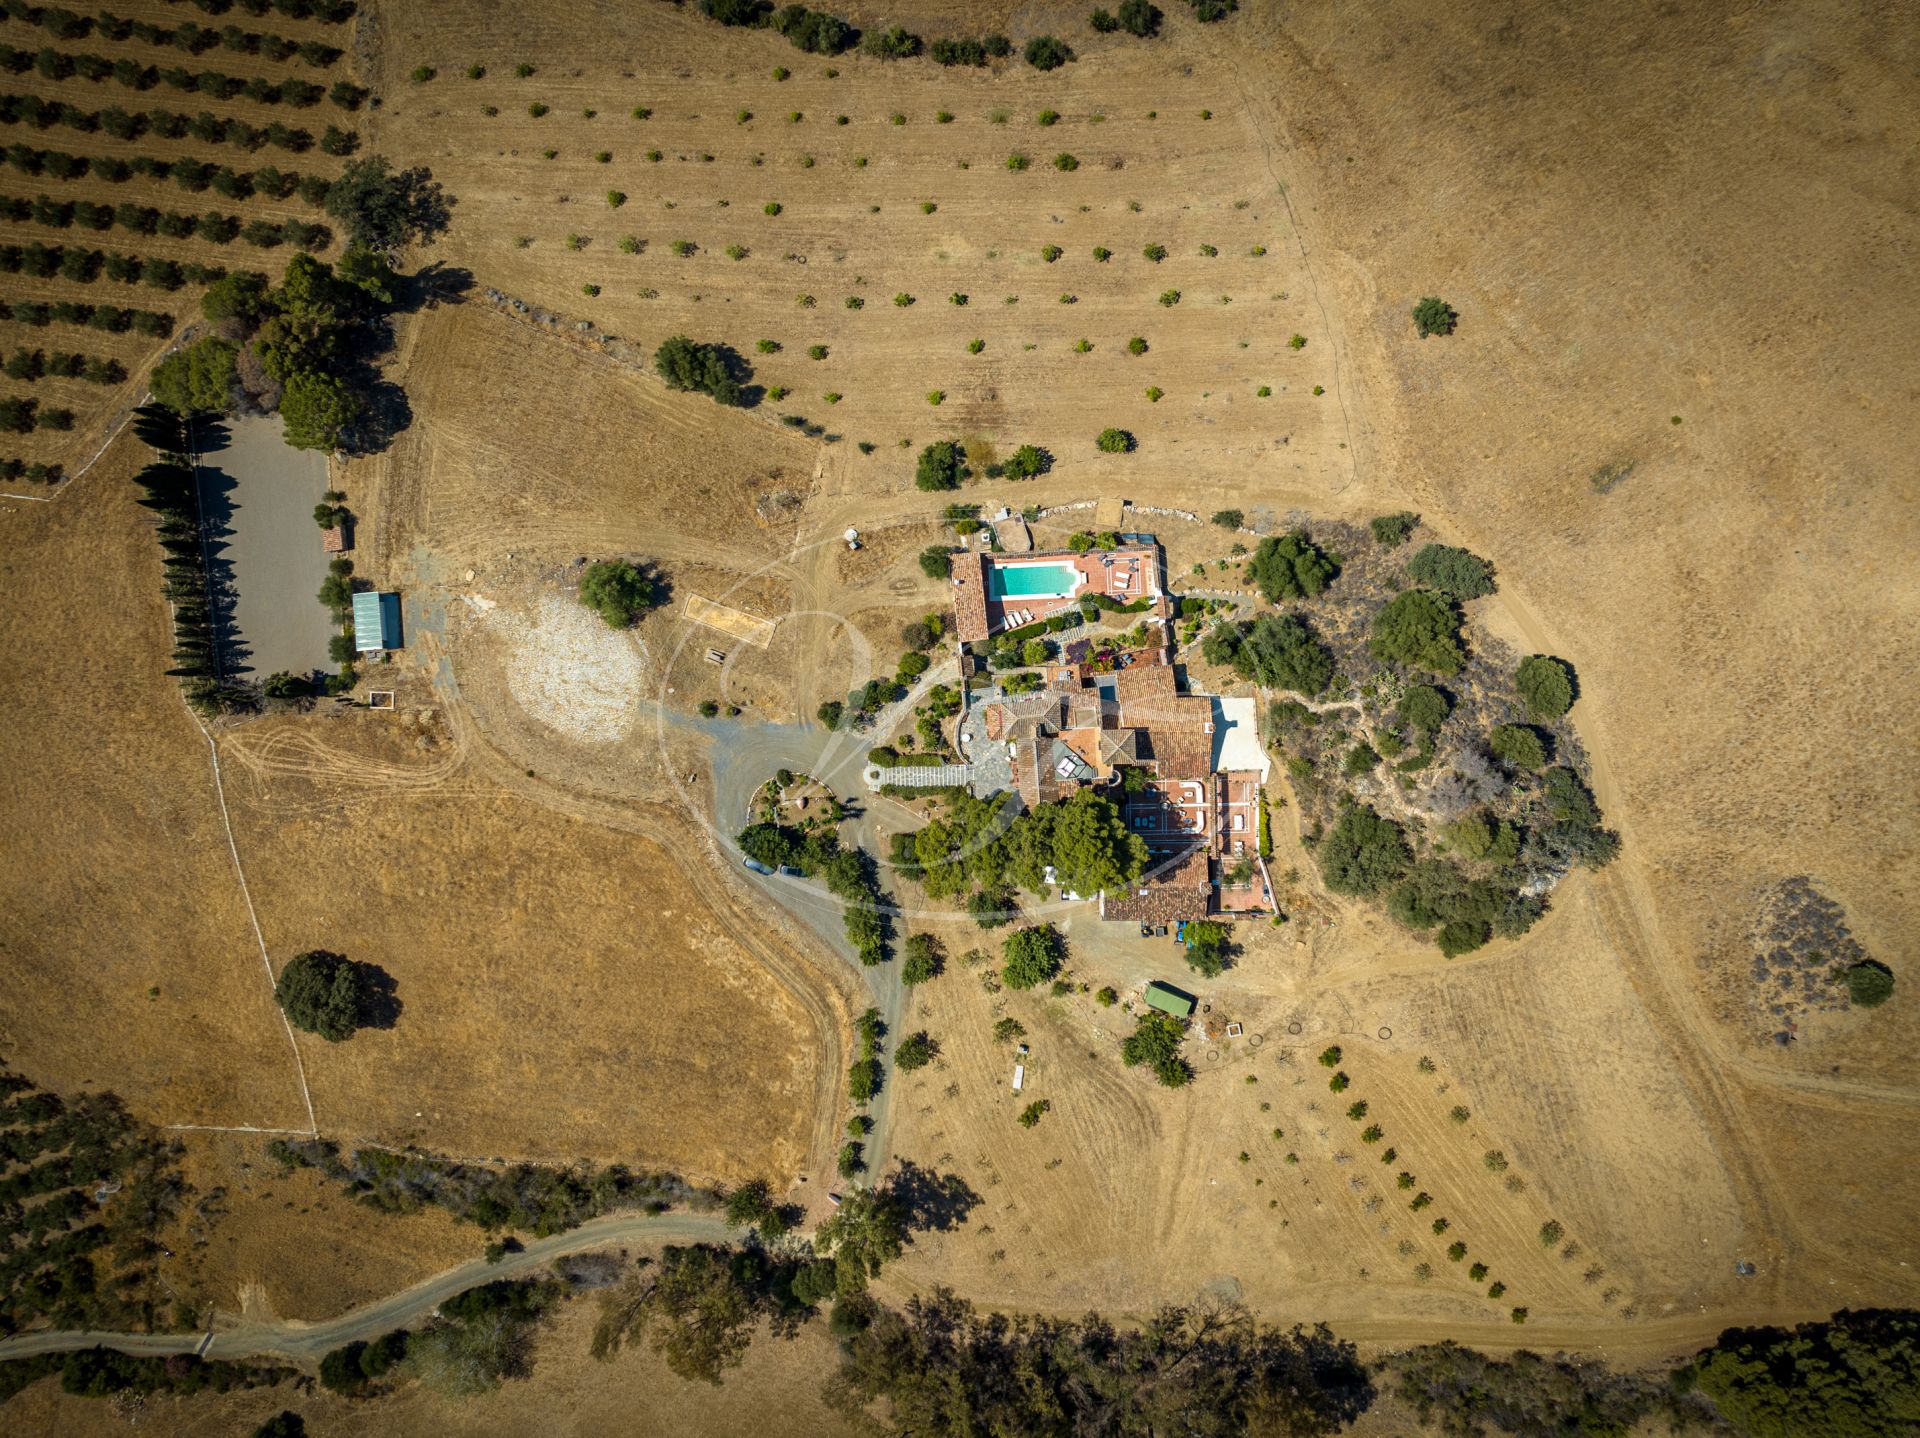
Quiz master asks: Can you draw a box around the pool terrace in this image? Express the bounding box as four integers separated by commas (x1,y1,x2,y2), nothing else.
951,544,1163,643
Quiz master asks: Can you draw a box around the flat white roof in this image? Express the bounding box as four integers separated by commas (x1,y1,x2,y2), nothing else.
1211,696,1270,780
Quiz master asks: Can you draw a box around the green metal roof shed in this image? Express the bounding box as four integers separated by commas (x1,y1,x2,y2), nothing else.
1144,981,1197,1018
352,591,402,653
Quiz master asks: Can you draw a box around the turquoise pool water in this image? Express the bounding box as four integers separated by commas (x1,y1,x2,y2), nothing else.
988,562,1080,599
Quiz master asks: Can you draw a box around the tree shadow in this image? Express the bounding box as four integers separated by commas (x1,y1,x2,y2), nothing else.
887,1160,982,1236
348,377,413,456
354,962,402,1031
189,426,254,681
397,165,455,249
399,261,473,313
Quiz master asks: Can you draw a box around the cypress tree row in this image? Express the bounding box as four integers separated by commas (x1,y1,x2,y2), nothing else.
128,403,250,714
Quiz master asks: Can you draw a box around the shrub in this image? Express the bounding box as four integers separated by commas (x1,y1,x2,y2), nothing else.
606,190,626,208
578,559,656,628
1515,654,1574,719
1145,386,1163,402
1074,338,1092,353
528,102,548,118
1092,8,1120,32
410,65,436,84
1096,986,1118,1006
926,390,944,405
1159,289,1180,306
1407,542,1495,599
1143,242,1167,262
1847,960,1895,1007
893,292,916,307
1317,1045,1341,1067
1539,1220,1564,1248
901,935,942,987
1489,724,1548,772
1096,427,1133,453
1370,511,1419,548
1370,590,1464,675
967,338,985,354
865,25,922,59
1053,152,1078,171
1041,244,1063,263
1412,295,1457,337
1025,35,1075,70
919,546,953,579
1329,1072,1349,1093
1120,0,1164,35
895,1032,935,1070
1001,924,1064,990
1006,152,1031,171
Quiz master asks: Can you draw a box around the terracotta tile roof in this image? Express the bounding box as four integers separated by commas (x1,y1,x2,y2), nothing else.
321,525,347,554
1144,732,1215,781
1103,847,1212,923
953,551,990,643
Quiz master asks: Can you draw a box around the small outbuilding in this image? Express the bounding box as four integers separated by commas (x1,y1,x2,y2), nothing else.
1143,981,1198,1018
351,591,403,654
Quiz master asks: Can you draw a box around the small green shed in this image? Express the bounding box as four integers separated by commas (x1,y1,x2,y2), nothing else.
1144,981,1197,1018
351,590,403,653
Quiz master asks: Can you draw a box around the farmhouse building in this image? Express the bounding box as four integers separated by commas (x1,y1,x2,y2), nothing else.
951,545,1275,923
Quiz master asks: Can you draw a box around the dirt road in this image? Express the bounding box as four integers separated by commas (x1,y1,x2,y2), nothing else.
0,1213,736,1367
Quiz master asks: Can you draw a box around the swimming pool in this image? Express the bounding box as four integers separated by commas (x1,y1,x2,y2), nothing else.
988,562,1080,600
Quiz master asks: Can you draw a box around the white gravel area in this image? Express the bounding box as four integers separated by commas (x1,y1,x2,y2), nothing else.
504,592,647,742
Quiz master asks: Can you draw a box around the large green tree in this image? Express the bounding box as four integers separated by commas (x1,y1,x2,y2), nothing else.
1001,924,1065,990
149,337,237,416
279,368,360,451
915,440,965,491
1247,531,1337,602
323,155,448,252
813,1187,909,1287
1370,590,1464,675
654,335,742,405
1026,788,1149,897
1515,654,1574,719
1315,805,1410,897
577,559,656,628
1121,1011,1192,1087
1206,613,1336,695
273,950,374,1042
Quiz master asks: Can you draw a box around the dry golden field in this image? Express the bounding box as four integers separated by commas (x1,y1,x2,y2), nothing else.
0,1,1914,1424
